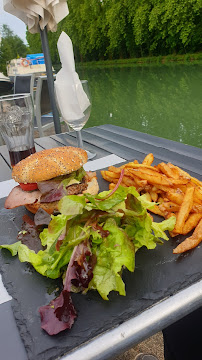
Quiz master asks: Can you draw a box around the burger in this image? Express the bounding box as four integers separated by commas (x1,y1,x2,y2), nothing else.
5,147,99,214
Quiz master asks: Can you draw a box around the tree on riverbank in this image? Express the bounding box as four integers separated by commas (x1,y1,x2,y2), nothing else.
26,0,202,64
0,25,28,75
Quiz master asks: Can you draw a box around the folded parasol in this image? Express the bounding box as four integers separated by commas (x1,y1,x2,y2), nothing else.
3,0,69,33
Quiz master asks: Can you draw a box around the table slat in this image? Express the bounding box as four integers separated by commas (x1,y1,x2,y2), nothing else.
79,129,202,175
0,155,12,181
95,125,202,160
0,301,27,360
34,136,67,149
52,133,111,159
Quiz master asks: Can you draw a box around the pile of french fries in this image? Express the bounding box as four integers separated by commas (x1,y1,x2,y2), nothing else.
101,153,202,254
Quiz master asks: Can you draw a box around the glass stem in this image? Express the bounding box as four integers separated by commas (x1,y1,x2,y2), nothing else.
76,130,84,149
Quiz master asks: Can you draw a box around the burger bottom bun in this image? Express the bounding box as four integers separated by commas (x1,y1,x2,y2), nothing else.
25,201,58,215
25,177,99,215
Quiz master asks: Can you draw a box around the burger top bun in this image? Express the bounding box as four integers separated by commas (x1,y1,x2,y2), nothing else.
12,147,88,184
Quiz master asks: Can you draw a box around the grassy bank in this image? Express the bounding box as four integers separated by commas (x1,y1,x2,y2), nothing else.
75,52,202,69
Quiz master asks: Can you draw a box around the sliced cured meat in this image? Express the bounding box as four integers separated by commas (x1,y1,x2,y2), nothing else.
40,185,67,203
4,186,41,209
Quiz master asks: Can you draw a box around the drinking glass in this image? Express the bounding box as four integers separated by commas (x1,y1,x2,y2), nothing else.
0,93,36,167
64,80,96,160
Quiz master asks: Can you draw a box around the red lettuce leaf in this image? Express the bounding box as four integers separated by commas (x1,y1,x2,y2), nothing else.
40,184,67,203
17,216,44,253
37,179,62,194
39,290,77,335
65,242,95,290
38,241,96,335
34,208,52,226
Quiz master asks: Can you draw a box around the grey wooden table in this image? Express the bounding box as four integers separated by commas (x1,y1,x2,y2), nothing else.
0,124,202,360
1,124,201,182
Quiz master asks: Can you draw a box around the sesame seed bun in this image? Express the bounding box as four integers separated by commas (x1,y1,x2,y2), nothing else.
25,177,99,214
12,147,88,184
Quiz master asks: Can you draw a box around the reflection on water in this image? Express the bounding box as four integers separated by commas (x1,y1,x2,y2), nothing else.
78,64,202,148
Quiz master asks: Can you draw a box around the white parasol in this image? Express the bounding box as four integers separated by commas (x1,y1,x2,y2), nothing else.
3,0,69,133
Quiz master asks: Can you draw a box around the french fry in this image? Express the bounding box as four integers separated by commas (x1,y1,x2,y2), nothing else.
150,191,158,202
132,169,172,186
174,187,195,234
159,202,180,213
168,163,202,187
119,162,134,169
157,163,179,179
173,219,202,253
104,170,120,179
195,188,202,202
169,178,190,186
109,183,116,190
167,163,180,178
101,171,119,184
124,169,148,187
149,205,165,217
101,153,202,252
166,212,177,219
158,196,165,204
157,184,176,193
166,190,184,205
124,163,159,172
169,231,179,238
192,204,202,213
122,176,136,187
182,213,202,235
142,153,154,166
108,166,121,174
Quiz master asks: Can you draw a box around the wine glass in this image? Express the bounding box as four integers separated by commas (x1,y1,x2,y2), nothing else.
64,80,96,160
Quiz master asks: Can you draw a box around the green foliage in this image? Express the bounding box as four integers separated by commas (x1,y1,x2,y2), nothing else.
24,0,202,64
0,24,28,75
26,31,42,53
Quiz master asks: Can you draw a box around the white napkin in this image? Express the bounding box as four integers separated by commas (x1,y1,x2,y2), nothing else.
3,0,69,33
84,155,125,172
0,179,18,199
54,31,90,122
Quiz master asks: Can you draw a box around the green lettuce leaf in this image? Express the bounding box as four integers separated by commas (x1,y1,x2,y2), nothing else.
151,216,176,241
85,186,139,211
0,241,21,256
58,195,86,216
40,214,68,249
90,218,135,300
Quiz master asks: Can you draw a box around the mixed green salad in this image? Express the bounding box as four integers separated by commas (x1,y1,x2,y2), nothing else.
0,186,175,335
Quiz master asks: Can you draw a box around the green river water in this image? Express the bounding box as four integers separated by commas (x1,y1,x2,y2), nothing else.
77,63,202,149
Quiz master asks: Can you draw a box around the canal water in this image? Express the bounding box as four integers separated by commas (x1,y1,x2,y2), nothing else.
78,63,202,148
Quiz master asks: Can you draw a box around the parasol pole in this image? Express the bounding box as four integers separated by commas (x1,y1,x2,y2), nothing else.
40,26,61,134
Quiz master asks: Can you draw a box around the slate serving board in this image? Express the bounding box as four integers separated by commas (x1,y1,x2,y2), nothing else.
0,160,202,360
